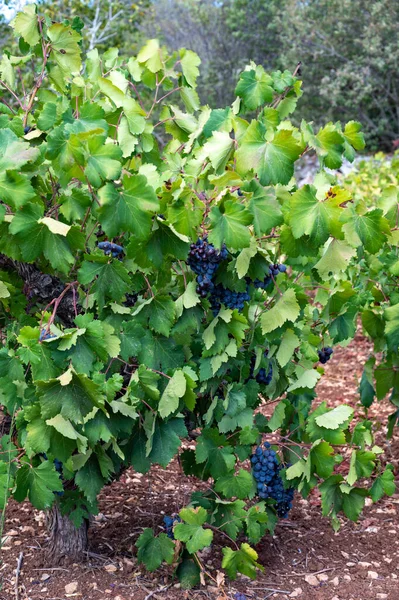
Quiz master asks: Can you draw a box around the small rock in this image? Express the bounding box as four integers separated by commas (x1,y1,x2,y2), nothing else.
384,558,392,564
376,595,388,599
365,526,379,533
104,564,118,573
372,561,381,568
341,551,350,559
5,530,18,537
65,581,78,595
40,574,51,582
367,571,378,580
392,573,398,579
21,526,35,534
304,575,319,587
358,562,372,568
343,575,351,581
331,596,340,600
346,562,356,567
331,576,339,586
317,573,329,582
290,588,302,598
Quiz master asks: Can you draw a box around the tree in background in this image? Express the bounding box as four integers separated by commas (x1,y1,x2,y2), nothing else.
277,0,399,150
0,0,149,54
141,0,281,107
144,0,399,150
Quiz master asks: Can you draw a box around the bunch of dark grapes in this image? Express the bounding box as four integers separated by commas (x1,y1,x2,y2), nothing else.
98,241,124,258
53,458,64,496
39,329,56,342
234,593,247,600
318,347,333,364
253,263,286,289
123,293,138,307
187,238,228,298
209,284,250,315
251,442,294,519
249,351,273,385
163,515,181,539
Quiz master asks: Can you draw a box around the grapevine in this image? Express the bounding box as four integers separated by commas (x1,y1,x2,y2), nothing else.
0,5,394,585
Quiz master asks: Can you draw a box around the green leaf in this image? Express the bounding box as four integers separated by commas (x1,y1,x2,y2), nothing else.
245,503,277,543
74,454,105,502
261,289,300,334
276,329,299,367
290,185,342,245
310,441,335,479
384,303,399,350
236,122,303,185
246,180,283,236
215,469,254,499
36,370,105,423
136,529,175,572
235,68,274,110
180,49,201,87
287,368,321,392
148,418,187,467
97,175,159,239
315,239,356,279
222,543,263,580
347,450,376,485
342,208,390,253
267,401,286,431
195,429,235,479
137,39,163,73
11,4,39,46
78,258,131,310
315,405,354,430
14,462,62,509
0,171,36,209
177,557,201,589
0,129,40,171
84,136,122,187
208,200,252,249
174,507,213,553
202,131,234,172
370,467,396,502
341,486,368,522
158,370,187,418
136,295,176,337
47,23,82,76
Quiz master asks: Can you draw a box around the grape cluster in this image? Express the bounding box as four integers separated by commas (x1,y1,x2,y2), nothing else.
209,284,250,315
253,263,287,289
234,593,247,600
187,238,228,298
163,514,181,539
39,329,56,341
98,241,124,257
251,442,294,519
249,351,273,385
318,347,333,364
123,293,138,307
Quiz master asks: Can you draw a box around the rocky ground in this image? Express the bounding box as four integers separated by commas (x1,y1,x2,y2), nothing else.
0,331,398,600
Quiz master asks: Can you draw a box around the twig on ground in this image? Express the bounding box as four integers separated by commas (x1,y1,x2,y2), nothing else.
15,551,24,600
144,583,172,600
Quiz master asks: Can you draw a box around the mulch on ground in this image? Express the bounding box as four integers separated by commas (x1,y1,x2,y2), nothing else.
1,332,398,600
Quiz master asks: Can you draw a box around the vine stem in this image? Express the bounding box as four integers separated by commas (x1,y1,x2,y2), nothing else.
23,42,51,127
0,80,24,110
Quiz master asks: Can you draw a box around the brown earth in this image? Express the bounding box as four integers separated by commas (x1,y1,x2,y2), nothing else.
1,332,398,600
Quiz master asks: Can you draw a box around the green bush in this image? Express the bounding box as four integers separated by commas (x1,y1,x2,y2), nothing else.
0,4,395,583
